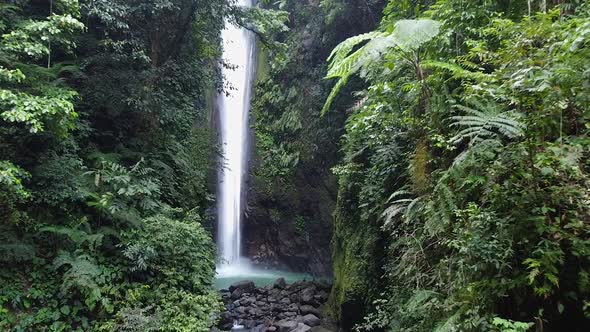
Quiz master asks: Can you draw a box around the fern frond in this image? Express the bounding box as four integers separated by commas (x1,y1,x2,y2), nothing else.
391,19,441,52
382,188,427,227
450,104,525,144
321,75,350,115
53,250,105,308
327,31,384,73
422,60,488,81
40,225,104,250
322,19,441,115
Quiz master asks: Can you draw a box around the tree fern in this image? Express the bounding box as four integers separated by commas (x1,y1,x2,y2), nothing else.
322,19,441,115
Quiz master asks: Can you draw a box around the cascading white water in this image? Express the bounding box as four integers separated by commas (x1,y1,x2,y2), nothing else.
217,0,254,267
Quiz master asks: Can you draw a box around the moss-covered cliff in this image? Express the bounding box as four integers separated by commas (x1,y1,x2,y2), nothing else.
246,0,385,277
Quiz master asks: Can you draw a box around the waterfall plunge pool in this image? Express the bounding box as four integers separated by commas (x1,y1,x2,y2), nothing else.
215,259,326,290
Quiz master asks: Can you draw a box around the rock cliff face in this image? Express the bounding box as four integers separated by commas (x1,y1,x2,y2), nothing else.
244,0,384,277
216,279,336,332
244,169,336,276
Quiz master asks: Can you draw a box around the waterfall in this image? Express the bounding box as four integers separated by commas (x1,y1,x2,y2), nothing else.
217,0,254,267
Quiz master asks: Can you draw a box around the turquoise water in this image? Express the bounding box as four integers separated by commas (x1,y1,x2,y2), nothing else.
215,269,317,289
215,259,325,289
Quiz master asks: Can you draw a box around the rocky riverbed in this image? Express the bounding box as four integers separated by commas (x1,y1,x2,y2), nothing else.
214,278,336,332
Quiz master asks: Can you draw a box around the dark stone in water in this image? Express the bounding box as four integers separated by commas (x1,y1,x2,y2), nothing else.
229,280,256,293
274,277,287,289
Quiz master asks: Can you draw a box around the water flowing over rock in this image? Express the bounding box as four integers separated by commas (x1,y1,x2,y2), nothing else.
216,0,255,265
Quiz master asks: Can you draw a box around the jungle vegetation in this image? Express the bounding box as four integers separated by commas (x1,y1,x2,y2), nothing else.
0,0,226,330
1,0,590,331
318,0,590,331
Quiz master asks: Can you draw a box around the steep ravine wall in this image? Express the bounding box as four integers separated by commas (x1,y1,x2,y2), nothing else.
244,39,336,276
242,0,385,282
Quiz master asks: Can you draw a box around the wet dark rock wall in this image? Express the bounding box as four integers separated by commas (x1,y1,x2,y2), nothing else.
244,169,336,276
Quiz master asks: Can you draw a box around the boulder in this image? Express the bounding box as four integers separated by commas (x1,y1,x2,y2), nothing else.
292,323,312,332
315,291,328,301
302,314,320,327
241,296,256,306
250,308,263,317
244,320,257,328
273,277,287,289
230,280,256,293
219,311,233,325
280,297,291,305
236,306,247,315
300,287,316,304
221,322,234,330
289,293,300,303
299,305,321,317
267,327,277,332
231,288,245,300
276,319,298,332
251,324,266,332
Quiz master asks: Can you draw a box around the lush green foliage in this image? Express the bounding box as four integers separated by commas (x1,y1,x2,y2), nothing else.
320,0,590,330
0,0,235,330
